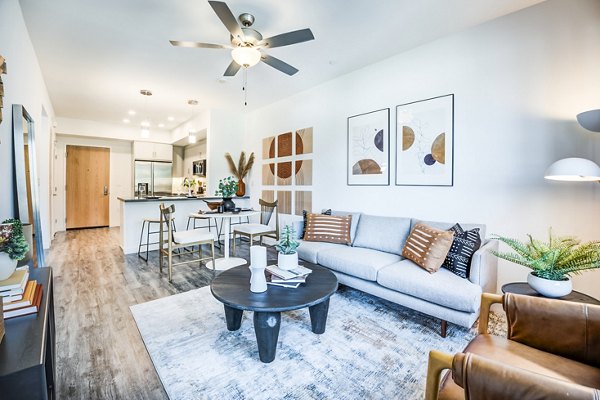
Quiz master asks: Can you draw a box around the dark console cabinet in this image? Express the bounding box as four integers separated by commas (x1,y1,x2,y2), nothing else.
0,267,55,399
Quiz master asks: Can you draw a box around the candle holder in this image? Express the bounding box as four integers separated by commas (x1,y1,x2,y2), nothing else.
249,245,267,293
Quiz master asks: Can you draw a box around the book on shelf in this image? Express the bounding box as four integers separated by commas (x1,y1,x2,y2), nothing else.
266,265,312,281
0,268,29,297
3,280,37,311
3,283,43,319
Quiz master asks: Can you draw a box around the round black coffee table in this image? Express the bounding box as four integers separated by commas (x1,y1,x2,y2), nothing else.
501,282,600,305
210,263,338,363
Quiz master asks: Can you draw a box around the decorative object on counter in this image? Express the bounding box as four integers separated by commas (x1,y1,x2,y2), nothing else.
225,151,255,197
183,177,197,197
249,246,268,293
0,55,5,125
0,220,29,280
215,176,238,212
492,229,600,298
275,225,300,270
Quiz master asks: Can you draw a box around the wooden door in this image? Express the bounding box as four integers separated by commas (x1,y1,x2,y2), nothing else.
66,145,110,229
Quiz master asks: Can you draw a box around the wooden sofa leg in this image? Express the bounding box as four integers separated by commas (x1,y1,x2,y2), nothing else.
440,320,447,338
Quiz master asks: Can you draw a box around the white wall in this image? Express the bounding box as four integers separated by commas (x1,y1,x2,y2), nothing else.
0,0,55,249
245,0,600,297
57,117,172,143
54,135,133,229
171,110,210,143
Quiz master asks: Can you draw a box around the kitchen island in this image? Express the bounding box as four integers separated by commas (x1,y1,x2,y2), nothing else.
117,195,252,254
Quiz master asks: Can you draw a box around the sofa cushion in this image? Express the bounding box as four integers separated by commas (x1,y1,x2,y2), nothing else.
304,214,352,244
442,224,482,279
352,214,412,256
402,223,455,273
331,210,361,244
300,209,331,237
318,246,402,281
296,239,343,264
377,260,482,313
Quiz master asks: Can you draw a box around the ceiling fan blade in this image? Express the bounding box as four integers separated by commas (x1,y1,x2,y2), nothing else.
208,1,245,42
258,28,315,48
224,60,241,76
169,40,229,49
261,54,299,76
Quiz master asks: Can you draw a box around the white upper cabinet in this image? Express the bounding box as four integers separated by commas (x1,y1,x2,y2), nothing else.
133,141,173,162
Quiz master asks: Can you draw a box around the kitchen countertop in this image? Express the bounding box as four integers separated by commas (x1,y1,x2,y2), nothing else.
117,195,250,202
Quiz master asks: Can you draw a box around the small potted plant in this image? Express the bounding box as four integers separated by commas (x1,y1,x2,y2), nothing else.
183,177,197,197
492,229,600,298
215,176,238,212
0,219,29,280
275,225,300,270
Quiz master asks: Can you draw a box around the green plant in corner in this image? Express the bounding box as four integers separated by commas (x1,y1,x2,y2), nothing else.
492,229,600,281
215,176,238,198
0,219,29,261
275,225,300,255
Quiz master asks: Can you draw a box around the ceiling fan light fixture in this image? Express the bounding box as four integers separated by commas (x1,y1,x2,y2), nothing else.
231,46,261,68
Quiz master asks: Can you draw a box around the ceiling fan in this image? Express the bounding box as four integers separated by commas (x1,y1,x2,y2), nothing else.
170,1,314,77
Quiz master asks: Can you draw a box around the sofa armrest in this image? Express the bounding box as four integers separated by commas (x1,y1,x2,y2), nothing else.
452,352,599,400
468,239,498,293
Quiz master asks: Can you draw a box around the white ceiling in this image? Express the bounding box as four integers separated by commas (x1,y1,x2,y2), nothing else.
19,0,544,131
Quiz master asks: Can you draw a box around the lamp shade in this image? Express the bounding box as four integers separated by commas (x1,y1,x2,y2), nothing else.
231,47,261,68
576,109,600,132
544,157,600,181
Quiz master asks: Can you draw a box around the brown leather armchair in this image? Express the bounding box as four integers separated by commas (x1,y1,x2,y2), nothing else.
425,292,600,400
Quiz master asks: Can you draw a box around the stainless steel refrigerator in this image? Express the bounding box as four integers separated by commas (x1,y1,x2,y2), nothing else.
134,161,173,196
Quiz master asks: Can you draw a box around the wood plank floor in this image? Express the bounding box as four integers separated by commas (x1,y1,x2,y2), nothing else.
47,227,250,399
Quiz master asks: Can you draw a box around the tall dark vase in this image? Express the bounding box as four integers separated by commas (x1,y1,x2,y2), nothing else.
222,197,236,212
236,180,246,197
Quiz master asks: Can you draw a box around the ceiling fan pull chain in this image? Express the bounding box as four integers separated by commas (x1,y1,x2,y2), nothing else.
243,67,248,106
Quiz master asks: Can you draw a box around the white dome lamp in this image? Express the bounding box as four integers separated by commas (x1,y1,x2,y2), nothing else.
231,46,261,68
544,157,600,182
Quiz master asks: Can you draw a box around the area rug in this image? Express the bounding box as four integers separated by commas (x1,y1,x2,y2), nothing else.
130,286,506,400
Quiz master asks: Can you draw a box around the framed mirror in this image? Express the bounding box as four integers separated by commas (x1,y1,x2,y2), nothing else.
13,104,45,268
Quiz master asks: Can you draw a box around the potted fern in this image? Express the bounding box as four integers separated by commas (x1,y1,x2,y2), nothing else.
0,219,29,280
275,225,300,270
492,230,600,297
225,151,255,197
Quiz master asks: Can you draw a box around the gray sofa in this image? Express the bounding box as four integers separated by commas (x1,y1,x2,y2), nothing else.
294,211,498,336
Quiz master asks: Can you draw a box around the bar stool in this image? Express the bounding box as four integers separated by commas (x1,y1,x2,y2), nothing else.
138,217,176,262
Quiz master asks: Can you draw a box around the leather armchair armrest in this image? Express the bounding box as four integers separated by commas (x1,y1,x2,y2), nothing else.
468,239,498,294
452,352,600,400
478,293,503,335
425,350,454,400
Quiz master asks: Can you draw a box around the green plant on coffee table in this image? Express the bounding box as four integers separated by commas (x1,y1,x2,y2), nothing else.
0,219,29,261
492,229,600,281
215,176,238,198
275,225,300,255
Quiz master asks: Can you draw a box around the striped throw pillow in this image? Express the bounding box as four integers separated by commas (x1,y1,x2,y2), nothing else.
304,213,352,244
442,224,482,278
402,223,454,273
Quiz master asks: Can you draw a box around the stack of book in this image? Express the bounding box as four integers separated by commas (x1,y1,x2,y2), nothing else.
266,265,312,288
1,267,43,319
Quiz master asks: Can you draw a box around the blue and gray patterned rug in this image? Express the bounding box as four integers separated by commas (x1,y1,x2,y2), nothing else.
131,285,506,400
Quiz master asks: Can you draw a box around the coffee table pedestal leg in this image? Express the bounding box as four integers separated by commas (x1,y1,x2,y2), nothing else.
224,305,243,331
309,298,330,334
253,311,281,363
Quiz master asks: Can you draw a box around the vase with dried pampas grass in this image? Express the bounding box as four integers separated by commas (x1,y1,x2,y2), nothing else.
225,151,255,197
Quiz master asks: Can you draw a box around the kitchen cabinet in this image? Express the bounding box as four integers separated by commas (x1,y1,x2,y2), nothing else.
133,141,173,162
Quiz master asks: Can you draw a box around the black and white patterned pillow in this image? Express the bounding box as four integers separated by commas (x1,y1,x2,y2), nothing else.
301,209,331,238
442,224,482,279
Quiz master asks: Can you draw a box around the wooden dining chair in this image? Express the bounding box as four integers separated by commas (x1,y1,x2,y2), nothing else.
159,203,216,282
232,199,279,255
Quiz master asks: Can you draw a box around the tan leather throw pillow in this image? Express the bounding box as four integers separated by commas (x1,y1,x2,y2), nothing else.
402,223,454,273
304,213,352,245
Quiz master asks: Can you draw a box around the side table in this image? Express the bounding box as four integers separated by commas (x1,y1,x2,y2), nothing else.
501,282,600,305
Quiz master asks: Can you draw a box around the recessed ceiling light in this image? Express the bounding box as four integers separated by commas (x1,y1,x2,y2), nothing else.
128,110,136,116
188,99,199,106
141,121,150,127
158,123,165,128
167,116,175,121
123,118,130,124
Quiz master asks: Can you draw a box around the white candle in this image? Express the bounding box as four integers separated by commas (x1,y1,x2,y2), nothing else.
250,245,267,268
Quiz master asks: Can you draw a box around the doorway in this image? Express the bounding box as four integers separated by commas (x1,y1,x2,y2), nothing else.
66,145,110,229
